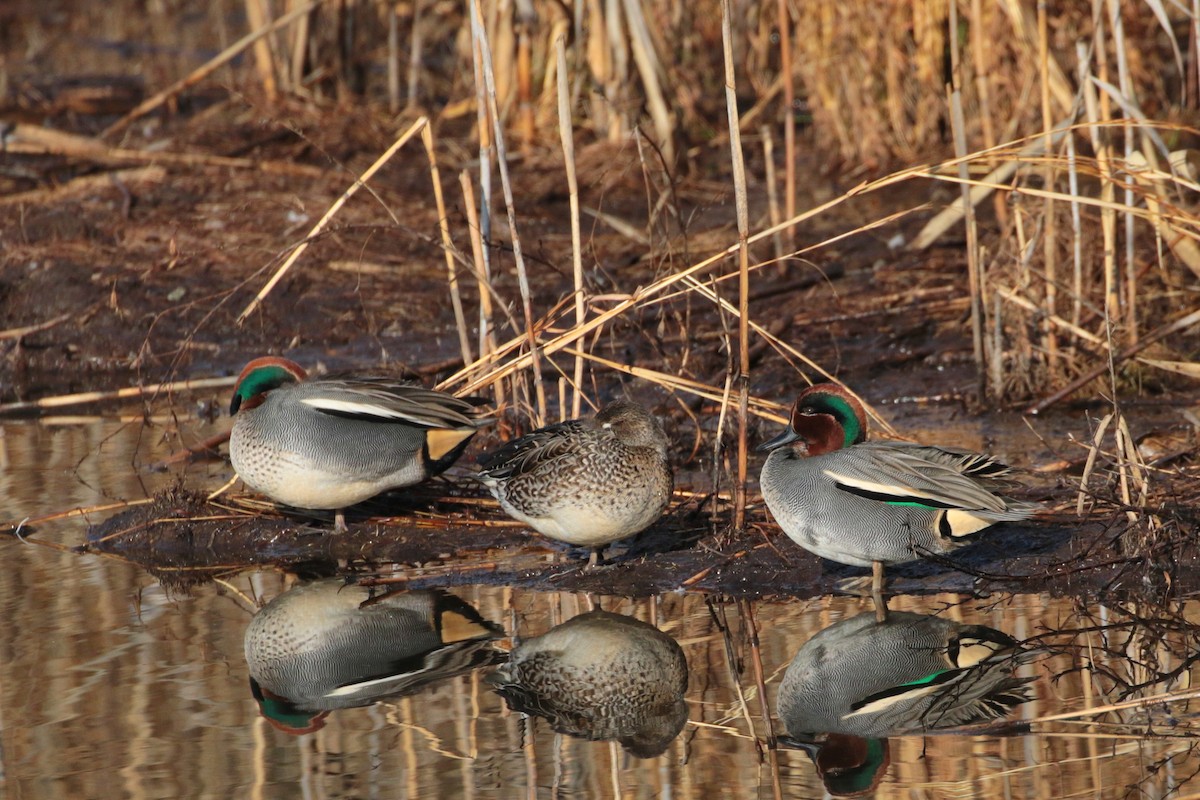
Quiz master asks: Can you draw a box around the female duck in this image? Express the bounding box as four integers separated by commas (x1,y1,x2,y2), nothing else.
477,400,673,566
229,357,487,530
487,610,689,757
758,383,1037,620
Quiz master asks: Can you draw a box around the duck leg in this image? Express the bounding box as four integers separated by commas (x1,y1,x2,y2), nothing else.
587,545,607,569
872,560,888,622
334,509,348,533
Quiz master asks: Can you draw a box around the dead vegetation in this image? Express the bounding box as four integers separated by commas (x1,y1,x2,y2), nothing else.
1,1,1198,583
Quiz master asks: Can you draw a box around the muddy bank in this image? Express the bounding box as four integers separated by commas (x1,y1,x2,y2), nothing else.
75,482,1196,603
5,90,1199,608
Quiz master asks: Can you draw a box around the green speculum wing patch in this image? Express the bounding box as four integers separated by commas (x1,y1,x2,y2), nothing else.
832,481,955,509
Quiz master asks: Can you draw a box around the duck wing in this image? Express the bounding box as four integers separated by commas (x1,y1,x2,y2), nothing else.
477,420,591,480
820,441,1023,514
297,377,488,429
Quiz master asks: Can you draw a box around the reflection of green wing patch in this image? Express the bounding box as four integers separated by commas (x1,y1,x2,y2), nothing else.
846,670,954,717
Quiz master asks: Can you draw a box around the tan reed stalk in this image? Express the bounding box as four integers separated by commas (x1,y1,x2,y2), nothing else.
0,311,70,340
1067,48,1085,332
909,125,1071,250
468,0,495,246
387,1,400,111
1108,1,1139,345
556,35,586,419
760,126,784,262
996,285,1103,346
243,0,279,98
991,293,1004,398
465,5,512,413
740,600,784,800
605,739,620,797
470,0,546,425
468,12,504,395
1124,149,1200,282
1026,684,1200,726
288,0,310,90
914,132,1193,224
486,0,515,123
1080,644,1103,793
969,0,997,158
3,125,324,176
3,498,152,534
722,0,752,531
710,366,734,528
446,164,916,407
621,0,674,163
947,0,986,399
581,0,612,138
447,187,926,415
0,376,237,416
422,126,474,367
460,162,503,409
1116,414,1151,524
675,269,897,435
515,0,535,151
236,116,428,323
776,0,795,247
1092,15,1121,332
1076,412,1113,515
563,347,785,420
102,0,321,138
206,474,239,501
713,601,760,749
1037,0,1060,377
1029,305,1200,414
522,715,538,800
407,0,425,110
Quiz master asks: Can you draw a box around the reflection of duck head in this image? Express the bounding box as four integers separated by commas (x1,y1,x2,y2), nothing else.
778,733,890,798
245,579,504,730
249,678,331,735
777,611,1036,795
487,610,688,757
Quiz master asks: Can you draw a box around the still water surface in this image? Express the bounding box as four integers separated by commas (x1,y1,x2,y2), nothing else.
0,420,1195,799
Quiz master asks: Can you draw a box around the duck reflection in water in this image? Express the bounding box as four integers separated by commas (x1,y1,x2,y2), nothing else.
776,611,1038,797
244,578,505,734
487,610,688,757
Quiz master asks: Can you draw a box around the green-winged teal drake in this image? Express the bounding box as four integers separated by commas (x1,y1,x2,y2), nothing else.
477,400,672,566
777,611,1035,794
245,579,503,733
487,609,688,757
758,383,1037,620
229,357,488,530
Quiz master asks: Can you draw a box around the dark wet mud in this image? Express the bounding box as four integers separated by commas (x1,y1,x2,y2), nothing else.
81,478,1196,603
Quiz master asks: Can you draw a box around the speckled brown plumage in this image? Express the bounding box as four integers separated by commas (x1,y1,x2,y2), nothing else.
487,610,689,757
476,401,673,558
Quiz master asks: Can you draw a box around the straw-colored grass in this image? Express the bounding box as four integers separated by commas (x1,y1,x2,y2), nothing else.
7,0,1196,544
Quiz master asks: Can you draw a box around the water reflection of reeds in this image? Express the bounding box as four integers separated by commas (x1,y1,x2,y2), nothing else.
0,421,1193,798
4,530,1200,799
